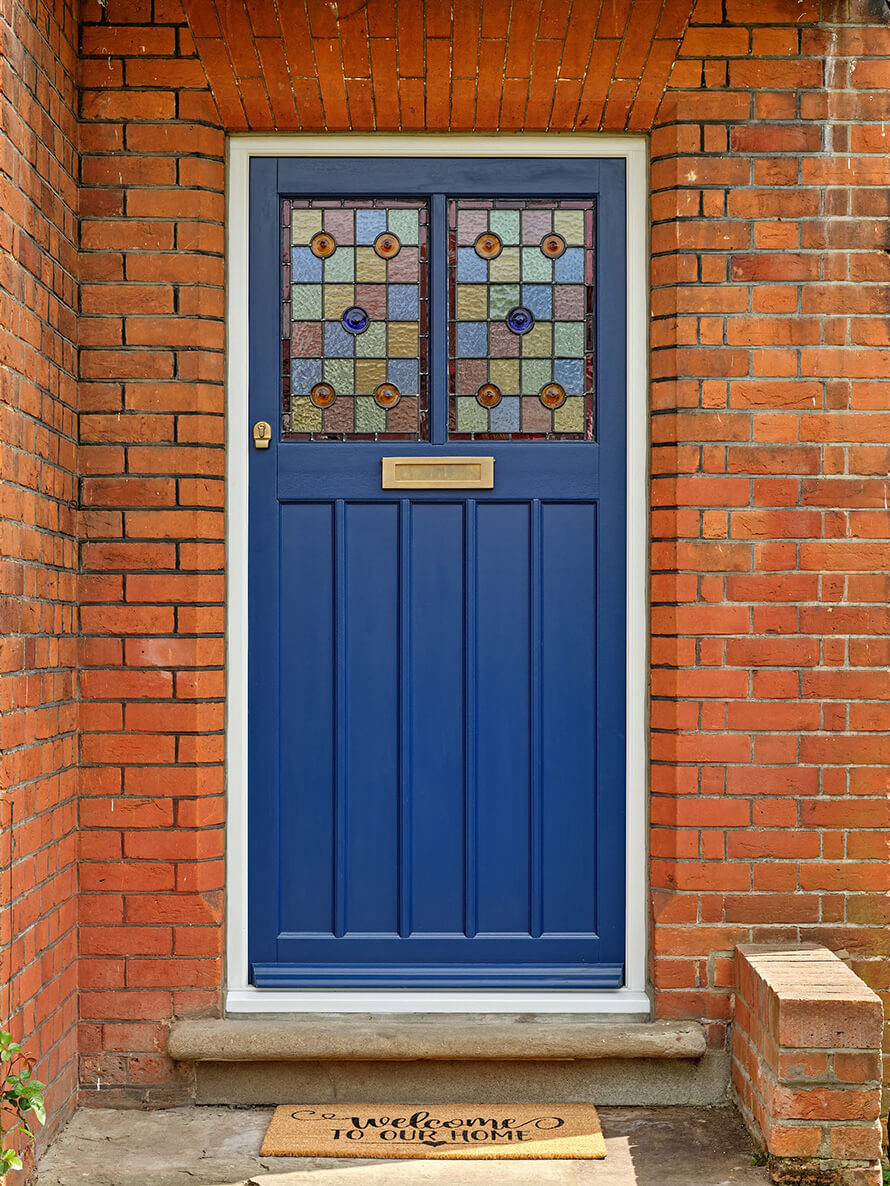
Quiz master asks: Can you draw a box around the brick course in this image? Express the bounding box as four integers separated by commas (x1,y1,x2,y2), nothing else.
2,0,889,1123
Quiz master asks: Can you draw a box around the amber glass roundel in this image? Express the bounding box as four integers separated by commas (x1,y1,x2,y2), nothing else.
539,382,567,409
474,231,502,260
374,232,401,259
310,231,336,258
540,232,567,258
476,383,502,409
373,382,401,408
310,382,336,408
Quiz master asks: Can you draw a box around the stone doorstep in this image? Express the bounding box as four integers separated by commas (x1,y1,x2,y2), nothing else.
167,1017,708,1063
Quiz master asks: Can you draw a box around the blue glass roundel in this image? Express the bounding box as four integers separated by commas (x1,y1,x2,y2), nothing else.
505,306,535,335
341,306,370,334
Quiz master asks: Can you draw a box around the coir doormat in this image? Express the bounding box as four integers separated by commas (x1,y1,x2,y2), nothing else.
261,1103,606,1159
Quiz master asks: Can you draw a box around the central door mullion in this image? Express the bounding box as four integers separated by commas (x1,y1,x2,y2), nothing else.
429,193,448,444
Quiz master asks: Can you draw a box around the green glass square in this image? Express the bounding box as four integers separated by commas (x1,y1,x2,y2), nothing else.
355,322,386,357
356,396,385,433
554,321,585,357
387,209,419,246
456,396,488,432
521,248,552,283
323,358,354,394
489,209,520,245
521,359,551,395
488,247,520,282
325,247,354,283
292,284,322,320
489,284,520,319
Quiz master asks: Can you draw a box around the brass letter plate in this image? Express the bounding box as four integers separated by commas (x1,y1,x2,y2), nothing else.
382,456,495,490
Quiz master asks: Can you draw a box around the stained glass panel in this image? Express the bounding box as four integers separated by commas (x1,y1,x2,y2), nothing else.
281,199,429,440
448,199,595,441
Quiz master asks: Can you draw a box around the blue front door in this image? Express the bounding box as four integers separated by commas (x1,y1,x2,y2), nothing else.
248,156,627,989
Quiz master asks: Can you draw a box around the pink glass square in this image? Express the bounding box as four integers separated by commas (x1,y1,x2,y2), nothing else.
554,286,585,319
489,322,519,357
521,209,552,243
355,284,387,318
456,358,488,394
324,397,355,432
388,246,419,282
388,395,418,432
292,321,322,356
521,396,552,432
457,208,488,244
322,209,354,244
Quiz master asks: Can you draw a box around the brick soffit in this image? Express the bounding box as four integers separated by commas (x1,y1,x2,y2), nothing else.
177,0,703,134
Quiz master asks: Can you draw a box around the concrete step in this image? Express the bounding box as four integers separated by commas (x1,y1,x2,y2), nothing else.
167,1017,728,1107
168,1017,707,1062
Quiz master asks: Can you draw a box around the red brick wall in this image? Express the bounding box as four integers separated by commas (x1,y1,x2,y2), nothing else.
650,0,890,1121
77,0,226,1106
0,0,80,1169
72,0,890,1109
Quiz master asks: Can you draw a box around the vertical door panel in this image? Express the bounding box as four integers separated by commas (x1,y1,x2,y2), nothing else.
408,501,466,935
342,502,400,934
540,502,598,935
474,502,533,936
279,503,335,935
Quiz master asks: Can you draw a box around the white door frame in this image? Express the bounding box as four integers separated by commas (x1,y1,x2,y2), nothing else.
225,134,649,1014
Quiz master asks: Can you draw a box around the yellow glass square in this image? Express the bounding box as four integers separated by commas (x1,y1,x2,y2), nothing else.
489,358,519,393
554,396,585,433
457,285,487,320
355,247,386,282
521,321,552,357
291,210,323,244
291,396,323,431
323,285,354,320
553,210,585,245
355,358,387,392
488,247,520,282
388,322,419,357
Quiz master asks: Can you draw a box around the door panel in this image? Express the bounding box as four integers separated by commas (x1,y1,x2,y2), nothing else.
408,501,466,937
248,156,627,989
474,501,532,937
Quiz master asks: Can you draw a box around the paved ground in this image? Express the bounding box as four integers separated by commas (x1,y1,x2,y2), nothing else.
36,1104,768,1186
